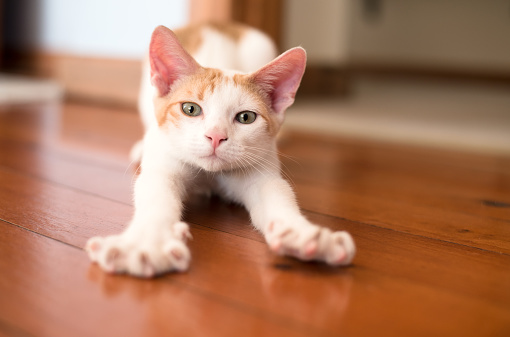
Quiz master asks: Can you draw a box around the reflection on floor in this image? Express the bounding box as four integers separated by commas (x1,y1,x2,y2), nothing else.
286,77,510,155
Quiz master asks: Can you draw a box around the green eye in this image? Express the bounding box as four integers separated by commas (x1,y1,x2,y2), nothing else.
235,111,257,124
182,102,202,117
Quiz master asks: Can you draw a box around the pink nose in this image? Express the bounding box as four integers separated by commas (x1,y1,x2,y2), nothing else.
205,131,228,150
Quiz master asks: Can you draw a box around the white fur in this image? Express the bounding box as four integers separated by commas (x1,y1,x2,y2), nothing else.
88,25,355,277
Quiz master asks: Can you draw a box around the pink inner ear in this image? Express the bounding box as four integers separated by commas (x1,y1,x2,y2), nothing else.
149,26,200,96
252,47,307,114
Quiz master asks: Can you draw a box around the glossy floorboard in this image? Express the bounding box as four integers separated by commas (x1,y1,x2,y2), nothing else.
0,102,509,337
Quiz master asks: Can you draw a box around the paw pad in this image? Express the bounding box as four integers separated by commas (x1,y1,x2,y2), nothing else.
170,248,184,260
173,222,192,242
139,253,155,278
85,222,192,277
304,241,318,257
265,220,356,266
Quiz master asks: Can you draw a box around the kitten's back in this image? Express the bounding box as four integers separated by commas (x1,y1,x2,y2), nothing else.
175,22,278,72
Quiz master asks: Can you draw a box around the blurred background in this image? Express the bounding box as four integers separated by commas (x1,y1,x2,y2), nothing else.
1,0,509,154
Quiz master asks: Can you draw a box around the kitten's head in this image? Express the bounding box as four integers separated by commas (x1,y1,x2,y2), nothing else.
149,25,306,172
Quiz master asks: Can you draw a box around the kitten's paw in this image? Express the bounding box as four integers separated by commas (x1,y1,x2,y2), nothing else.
86,221,192,278
266,219,355,266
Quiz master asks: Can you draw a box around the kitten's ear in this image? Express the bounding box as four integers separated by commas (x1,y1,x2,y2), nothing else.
251,47,306,114
149,25,200,96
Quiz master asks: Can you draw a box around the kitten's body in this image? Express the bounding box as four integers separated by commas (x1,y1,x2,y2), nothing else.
87,23,355,277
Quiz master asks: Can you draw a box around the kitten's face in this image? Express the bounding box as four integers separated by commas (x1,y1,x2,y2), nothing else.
154,69,278,172
148,25,306,172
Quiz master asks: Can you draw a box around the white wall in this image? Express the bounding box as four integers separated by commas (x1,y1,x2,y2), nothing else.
5,0,189,59
282,0,510,72
350,0,510,71
282,0,352,66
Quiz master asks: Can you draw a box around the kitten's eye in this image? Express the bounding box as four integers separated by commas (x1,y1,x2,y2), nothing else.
181,102,202,117
235,111,257,124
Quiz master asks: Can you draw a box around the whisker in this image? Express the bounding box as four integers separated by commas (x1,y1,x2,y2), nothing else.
243,145,301,179
243,153,290,185
242,154,268,179
244,145,301,166
243,151,296,187
124,154,141,178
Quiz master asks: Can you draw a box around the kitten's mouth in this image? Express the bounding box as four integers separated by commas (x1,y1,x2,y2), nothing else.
202,147,226,160
199,153,229,172
201,152,228,163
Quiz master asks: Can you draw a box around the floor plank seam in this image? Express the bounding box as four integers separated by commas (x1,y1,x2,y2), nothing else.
0,220,330,337
292,177,510,224
6,213,507,335
187,222,265,242
0,137,130,172
4,157,507,258
0,215,257,255
3,189,509,331
302,208,510,257
4,137,509,225
5,215,509,323
0,164,133,207
0,218,79,250
2,157,508,257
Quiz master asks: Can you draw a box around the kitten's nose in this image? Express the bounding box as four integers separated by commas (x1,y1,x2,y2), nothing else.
205,131,228,150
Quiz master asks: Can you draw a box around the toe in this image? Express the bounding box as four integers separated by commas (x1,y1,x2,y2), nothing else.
173,222,192,242
85,237,104,261
303,240,318,259
139,253,156,278
269,238,282,253
164,241,191,272
103,246,123,273
327,232,356,266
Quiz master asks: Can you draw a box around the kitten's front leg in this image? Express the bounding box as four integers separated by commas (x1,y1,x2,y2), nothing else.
228,174,355,265
86,168,192,278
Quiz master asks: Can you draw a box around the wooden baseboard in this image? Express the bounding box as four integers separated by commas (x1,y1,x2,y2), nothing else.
297,62,510,98
4,49,510,108
3,50,142,107
2,48,351,106
298,66,351,97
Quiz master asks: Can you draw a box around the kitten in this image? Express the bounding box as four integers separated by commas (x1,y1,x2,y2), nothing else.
86,23,356,277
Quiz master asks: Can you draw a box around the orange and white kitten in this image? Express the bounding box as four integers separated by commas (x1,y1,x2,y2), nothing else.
86,23,355,277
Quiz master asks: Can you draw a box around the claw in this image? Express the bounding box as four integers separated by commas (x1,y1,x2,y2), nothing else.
335,235,344,244
170,248,184,260
85,237,103,262
104,247,121,272
335,249,347,264
140,253,155,278
173,222,192,241
86,239,102,253
304,240,318,258
164,242,191,272
270,239,282,253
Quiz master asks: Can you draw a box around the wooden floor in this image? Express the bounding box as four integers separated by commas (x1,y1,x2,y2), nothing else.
0,102,509,337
